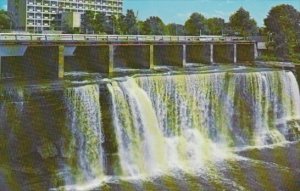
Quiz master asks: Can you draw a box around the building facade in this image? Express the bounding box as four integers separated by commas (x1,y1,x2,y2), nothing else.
8,0,123,33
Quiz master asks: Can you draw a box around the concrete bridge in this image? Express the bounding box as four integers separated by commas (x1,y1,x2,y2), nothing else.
0,34,257,80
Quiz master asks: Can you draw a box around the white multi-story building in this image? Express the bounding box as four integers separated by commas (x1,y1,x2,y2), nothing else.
8,0,123,33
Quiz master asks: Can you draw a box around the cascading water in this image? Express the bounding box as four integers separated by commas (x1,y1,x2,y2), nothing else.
107,70,300,178
63,84,104,183
0,69,299,190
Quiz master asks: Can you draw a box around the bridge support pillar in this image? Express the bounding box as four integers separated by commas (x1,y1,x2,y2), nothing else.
150,44,154,69
234,43,237,64
183,44,186,66
58,46,64,79
254,43,258,59
210,44,214,63
109,45,114,73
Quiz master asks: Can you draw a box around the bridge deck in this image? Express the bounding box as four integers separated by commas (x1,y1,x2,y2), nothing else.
0,34,254,44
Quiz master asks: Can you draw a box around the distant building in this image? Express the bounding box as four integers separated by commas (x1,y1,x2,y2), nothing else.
8,0,123,33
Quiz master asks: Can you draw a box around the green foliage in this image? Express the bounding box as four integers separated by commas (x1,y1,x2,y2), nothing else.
81,12,119,34
205,17,225,35
264,4,300,59
94,12,106,33
184,13,206,35
141,16,165,35
0,10,11,31
166,23,185,35
105,15,119,34
81,10,96,33
229,7,258,36
119,9,138,34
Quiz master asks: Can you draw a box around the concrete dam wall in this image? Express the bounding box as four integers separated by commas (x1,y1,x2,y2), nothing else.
0,42,256,80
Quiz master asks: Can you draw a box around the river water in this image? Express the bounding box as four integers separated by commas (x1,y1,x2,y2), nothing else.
0,66,299,191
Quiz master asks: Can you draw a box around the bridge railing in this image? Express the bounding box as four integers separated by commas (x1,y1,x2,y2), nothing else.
0,33,249,43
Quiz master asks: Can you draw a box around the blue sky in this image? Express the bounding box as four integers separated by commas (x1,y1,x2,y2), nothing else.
1,0,299,26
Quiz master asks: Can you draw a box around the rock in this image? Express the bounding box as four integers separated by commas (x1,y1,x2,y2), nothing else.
37,140,58,159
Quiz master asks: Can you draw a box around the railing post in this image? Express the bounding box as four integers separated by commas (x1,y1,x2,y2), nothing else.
109,45,114,73
183,44,186,66
150,44,154,69
210,43,214,63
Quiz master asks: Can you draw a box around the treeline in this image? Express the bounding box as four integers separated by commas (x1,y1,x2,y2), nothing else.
80,8,258,36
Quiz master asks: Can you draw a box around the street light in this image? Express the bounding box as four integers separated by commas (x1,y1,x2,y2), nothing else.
136,10,139,35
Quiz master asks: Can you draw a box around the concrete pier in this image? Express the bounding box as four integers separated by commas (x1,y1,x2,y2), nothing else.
210,44,214,63
150,45,154,69
109,45,114,73
58,46,64,79
183,44,187,65
234,44,237,64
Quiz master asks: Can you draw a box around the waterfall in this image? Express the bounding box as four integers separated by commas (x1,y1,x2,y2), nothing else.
107,79,168,176
1,69,300,190
108,70,300,176
64,84,104,183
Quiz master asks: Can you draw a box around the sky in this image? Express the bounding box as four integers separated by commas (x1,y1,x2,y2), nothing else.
1,0,299,26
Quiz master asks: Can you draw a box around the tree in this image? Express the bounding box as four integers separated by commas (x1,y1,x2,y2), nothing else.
205,17,225,35
264,4,300,58
81,11,96,33
184,13,206,35
117,14,126,34
142,16,165,35
108,15,119,34
94,12,106,33
166,23,185,35
0,10,12,31
119,9,138,34
229,7,258,36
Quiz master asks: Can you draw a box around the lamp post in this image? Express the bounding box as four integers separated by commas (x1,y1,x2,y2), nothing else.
136,10,139,35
